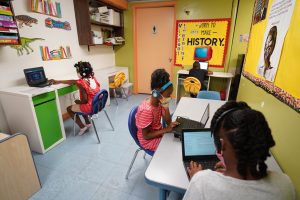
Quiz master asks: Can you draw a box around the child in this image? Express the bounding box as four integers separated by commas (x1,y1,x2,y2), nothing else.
188,61,208,92
50,61,100,135
135,69,179,151
183,101,295,200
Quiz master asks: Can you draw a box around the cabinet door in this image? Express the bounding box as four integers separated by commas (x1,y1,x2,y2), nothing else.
34,99,63,150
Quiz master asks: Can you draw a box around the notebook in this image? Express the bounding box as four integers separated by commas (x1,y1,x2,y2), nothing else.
173,103,210,138
181,128,219,178
24,67,52,87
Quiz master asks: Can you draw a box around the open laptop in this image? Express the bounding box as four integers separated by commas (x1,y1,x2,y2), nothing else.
199,62,209,70
181,128,219,178
173,103,210,138
24,67,52,87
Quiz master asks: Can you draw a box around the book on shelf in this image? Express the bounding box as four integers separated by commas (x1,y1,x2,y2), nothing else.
0,27,17,33
0,33,19,39
0,9,12,16
0,20,17,28
0,38,18,44
0,5,11,11
0,15,13,21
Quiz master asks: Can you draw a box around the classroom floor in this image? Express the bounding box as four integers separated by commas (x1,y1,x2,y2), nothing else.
30,94,182,200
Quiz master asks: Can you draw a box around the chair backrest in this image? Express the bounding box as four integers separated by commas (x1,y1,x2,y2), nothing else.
114,72,126,88
183,77,201,95
197,91,221,100
128,106,154,156
91,89,108,114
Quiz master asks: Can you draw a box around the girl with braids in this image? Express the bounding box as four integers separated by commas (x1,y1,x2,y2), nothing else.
135,69,179,151
183,101,295,200
50,61,100,135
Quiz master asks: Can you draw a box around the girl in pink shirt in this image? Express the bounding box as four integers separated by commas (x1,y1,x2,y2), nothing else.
50,61,100,135
136,69,179,151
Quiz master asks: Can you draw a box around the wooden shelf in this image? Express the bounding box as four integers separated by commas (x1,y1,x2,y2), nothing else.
90,20,122,28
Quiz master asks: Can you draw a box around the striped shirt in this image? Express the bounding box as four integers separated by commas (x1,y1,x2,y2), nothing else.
136,98,163,151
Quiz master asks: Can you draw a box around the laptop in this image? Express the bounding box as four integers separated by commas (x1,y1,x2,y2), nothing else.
24,67,52,87
181,128,219,178
173,103,210,138
199,62,209,70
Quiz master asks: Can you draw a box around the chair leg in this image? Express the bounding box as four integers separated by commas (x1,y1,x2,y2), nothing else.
121,87,128,101
91,118,100,144
125,148,142,179
143,152,146,159
104,110,114,131
73,113,77,136
113,89,118,105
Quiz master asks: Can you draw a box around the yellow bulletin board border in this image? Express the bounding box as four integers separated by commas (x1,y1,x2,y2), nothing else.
174,18,231,68
243,71,300,113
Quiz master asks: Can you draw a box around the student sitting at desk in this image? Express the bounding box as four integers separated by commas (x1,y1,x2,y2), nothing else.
183,101,295,200
50,61,100,135
135,69,179,151
188,61,210,97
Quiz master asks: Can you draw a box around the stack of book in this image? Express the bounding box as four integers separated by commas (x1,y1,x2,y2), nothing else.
0,1,19,44
31,0,62,18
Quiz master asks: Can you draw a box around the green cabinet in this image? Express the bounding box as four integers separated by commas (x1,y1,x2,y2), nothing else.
33,92,63,150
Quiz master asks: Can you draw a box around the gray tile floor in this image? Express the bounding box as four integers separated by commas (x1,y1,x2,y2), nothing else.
30,94,183,200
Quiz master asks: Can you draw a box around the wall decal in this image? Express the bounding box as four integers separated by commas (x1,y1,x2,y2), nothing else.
45,17,71,30
40,45,72,61
30,0,62,18
10,37,44,55
15,15,38,28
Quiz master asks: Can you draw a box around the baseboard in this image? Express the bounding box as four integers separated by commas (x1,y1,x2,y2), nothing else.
62,113,70,121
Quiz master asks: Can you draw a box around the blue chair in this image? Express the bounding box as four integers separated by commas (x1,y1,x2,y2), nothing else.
73,89,114,143
197,91,221,100
125,106,154,179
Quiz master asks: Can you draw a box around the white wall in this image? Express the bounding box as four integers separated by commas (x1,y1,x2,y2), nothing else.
0,0,115,132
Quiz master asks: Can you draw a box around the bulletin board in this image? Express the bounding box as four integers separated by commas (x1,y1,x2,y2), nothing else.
174,18,231,68
243,0,300,113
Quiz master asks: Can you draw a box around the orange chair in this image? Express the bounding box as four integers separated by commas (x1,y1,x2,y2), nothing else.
109,71,128,105
183,77,201,97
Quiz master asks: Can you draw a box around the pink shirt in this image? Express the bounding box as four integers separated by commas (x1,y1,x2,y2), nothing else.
135,98,164,151
76,77,100,113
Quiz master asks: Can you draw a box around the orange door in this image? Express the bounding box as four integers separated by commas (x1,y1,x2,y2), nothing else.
136,7,174,94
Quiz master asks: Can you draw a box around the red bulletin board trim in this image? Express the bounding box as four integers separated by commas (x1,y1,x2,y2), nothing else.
174,18,231,68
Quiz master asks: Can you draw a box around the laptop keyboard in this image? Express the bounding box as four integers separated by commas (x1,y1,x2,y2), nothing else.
184,160,217,170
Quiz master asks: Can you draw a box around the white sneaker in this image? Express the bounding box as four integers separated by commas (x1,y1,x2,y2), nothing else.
86,123,93,129
78,127,88,136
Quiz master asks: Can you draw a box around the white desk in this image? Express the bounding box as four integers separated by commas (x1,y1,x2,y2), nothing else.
145,97,282,200
176,70,233,103
145,97,225,199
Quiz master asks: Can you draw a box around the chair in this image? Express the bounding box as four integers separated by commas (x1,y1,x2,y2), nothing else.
109,71,130,105
73,89,114,143
183,76,201,97
125,106,154,179
197,90,221,100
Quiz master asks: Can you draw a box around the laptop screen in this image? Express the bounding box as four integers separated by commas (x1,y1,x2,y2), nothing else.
199,62,209,70
183,130,215,156
24,67,47,86
200,103,209,126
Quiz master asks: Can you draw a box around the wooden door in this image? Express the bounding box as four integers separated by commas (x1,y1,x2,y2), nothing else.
136,7,174,94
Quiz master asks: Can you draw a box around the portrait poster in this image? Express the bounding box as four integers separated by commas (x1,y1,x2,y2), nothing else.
256,0,296,82
174,19,230,68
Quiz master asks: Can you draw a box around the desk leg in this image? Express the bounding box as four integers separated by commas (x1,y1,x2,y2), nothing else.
159,189,168,200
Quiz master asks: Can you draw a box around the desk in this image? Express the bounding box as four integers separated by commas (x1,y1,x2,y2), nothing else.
145,97,283,200
145,97,225,199
176,70,233,103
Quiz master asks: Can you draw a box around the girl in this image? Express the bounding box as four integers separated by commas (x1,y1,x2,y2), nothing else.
50,61,100,135
184,101,295,200
135,69,179,151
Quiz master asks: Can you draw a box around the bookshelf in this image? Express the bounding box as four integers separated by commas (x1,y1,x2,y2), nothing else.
73,0,125,50
30,0,62,18
0,0,20,45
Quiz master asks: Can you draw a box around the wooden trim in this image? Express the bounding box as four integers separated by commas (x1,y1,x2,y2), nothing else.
132,1,176,93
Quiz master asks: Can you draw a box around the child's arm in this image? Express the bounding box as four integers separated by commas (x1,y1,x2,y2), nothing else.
74,85,88,104
162,106,171,125
142,121,179,140
49,79,77,85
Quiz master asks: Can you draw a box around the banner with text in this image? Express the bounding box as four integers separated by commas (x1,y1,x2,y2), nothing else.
175,18,230,68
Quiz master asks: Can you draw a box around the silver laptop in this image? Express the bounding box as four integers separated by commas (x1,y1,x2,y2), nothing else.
181,128,219,178
199,62,209,70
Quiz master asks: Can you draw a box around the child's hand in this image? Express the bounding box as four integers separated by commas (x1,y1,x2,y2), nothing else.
49,79,58,85
187,161,202,179
74,99,81,104
214,161,226,173
165,121,180,133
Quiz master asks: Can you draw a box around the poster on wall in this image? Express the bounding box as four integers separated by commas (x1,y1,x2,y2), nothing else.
256,0,296,82
175,18,230,68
